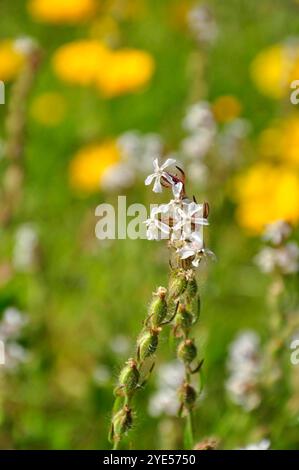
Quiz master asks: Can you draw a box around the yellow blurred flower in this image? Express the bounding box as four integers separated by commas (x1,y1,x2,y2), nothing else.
234,163,299,233
27,0,97,24
69,140,120,192
251,43,299,99
52,40,111,86
212,95,242,123
0,40,24,81
30,92,67,126
96,48,155,97
52,39,155,97
259,114,299,166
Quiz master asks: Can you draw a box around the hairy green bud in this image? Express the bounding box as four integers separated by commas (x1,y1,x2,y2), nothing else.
119,358,139,393
111,405,133,442
137,328,160,361
186,277,198,301
175,304,193,331
177,339,197,364
168,271,187,299
179,382,197,409
149,287,167,327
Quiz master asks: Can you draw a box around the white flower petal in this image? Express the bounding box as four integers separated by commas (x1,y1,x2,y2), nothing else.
161,158,176,170
172,182,183,199
153,178,163,193
145,173,155,186
180,249,196,260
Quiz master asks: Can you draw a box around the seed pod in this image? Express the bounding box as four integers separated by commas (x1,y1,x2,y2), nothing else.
177,339,197,364
179,382,197,409
119,358,139,393
185,277,198,301
149,287,167,327
111,405,133,441
175,304,193,331
168,271,187,299
137,328,160,361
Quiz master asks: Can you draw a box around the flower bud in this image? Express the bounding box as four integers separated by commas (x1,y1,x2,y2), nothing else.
168,271,187,299
175,304,193,331
119,358,139,393
179,382,197,409
149,287,167,327
111,405,133,441
177,339,197,364
137,328,160,361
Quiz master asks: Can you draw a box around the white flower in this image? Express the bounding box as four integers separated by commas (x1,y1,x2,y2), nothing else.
173,201,209,237
145,207,170,240
177,232,204,266
263,220,292,246
145,158,176,193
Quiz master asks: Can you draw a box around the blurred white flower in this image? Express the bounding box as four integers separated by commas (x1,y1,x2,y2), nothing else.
148,361,184,417
0,307,27,340
118,131,164,174
148,388,180,417
92,365,111,386
14,36,38,56
183,102,215,133
263,220,292,246
226,330,261,411
181,130,214,160
13,223,39,272
101,162,135,192
109,335,130,355
239,439,270,450
187,162,208,186
5,343,29,370
187,4,218,45
255,243,299,274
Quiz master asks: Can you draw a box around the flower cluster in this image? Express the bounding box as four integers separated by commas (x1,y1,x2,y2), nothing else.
0,307,29,370
145,158,212,268
255,221,299,275
226,330,261,411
